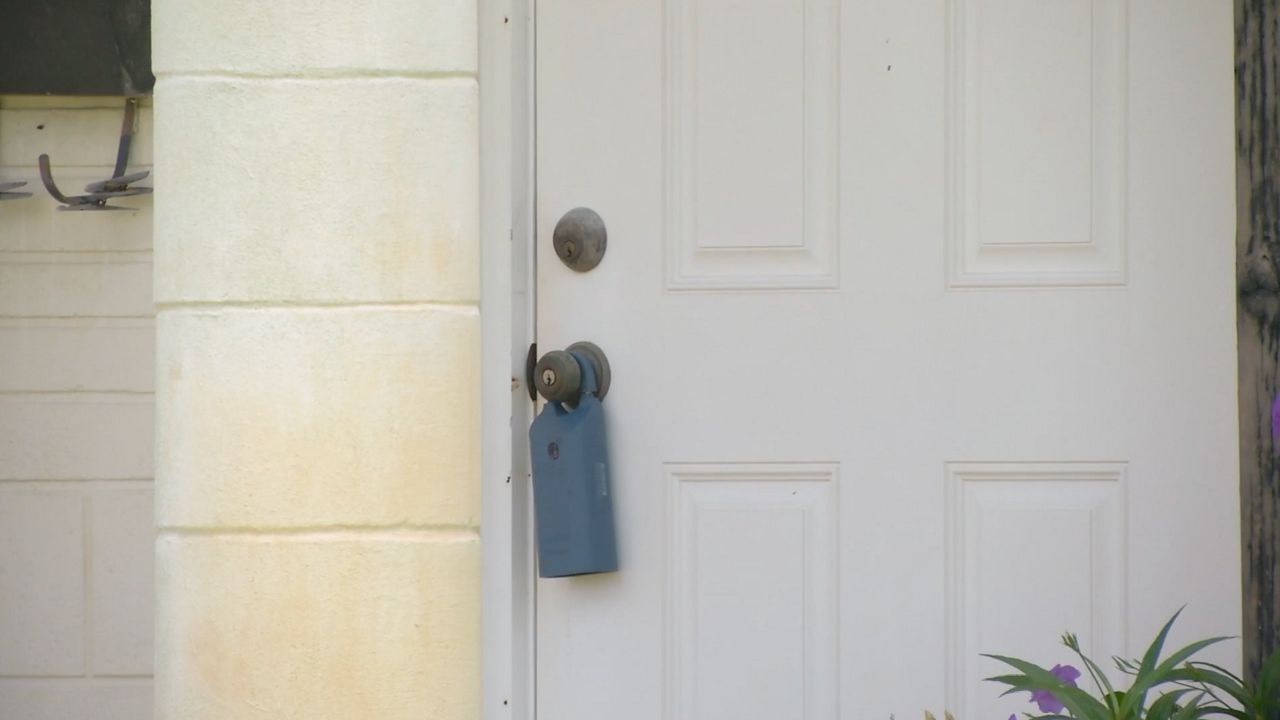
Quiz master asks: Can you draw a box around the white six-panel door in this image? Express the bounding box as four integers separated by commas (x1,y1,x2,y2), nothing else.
535,2,1239,718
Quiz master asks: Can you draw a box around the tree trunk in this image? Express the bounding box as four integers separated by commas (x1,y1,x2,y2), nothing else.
1237,0,1280,682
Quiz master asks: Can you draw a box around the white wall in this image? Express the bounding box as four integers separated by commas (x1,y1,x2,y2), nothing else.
0,97,154,720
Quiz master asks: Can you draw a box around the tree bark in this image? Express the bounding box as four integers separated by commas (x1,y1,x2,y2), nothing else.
1237,0,1280,682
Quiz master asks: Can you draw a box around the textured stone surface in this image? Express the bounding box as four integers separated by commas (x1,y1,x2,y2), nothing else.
156,307,480,529
153,0,476,76
152,5,485,718
155,535,481,720
153,78,478,304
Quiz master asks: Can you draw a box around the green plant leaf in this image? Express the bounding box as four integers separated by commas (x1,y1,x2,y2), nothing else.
1121,609,1187,717
1147,688,1196,720
1116,656,1143,676
1141,611,1186,673
1190,661,1243,686
1170,664,1248,707
1150,638,1233,680
984,653,1112,720
1128,636,1233,708
1254,649,1280,720
1169,691,1215,720
1121,627,1228,717
987,613,1244,720
1071,642,1121,716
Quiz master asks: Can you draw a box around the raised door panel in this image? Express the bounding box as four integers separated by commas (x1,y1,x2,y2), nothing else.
948,0,1127,287
665,0,839,290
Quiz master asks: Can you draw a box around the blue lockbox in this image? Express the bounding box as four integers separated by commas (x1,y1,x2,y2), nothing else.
529,351,618,577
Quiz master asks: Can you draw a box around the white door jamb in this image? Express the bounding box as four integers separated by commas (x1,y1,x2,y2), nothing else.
480,0,538,719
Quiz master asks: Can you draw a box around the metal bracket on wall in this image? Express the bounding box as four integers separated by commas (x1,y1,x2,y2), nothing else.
0,181,31,201
37,97,153,211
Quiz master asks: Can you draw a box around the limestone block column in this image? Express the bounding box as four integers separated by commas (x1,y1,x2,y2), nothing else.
151,3,480,719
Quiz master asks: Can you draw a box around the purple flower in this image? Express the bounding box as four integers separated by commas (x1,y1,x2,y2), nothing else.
1029,663,1081,713
1272,392,1280,441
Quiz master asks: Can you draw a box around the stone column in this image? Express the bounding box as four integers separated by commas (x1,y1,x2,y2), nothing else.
151,3,480,719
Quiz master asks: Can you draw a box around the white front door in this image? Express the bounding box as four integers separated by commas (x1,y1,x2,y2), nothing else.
534,2,1239,718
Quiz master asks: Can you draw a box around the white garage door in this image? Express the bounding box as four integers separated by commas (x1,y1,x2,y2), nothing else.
0,97,154,720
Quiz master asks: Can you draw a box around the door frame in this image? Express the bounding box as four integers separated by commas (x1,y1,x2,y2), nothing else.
479,0,537,719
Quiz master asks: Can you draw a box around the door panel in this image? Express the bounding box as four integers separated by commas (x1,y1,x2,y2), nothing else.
535,2,1239,718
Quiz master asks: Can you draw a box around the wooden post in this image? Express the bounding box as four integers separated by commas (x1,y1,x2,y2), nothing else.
1237,0,1280,681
